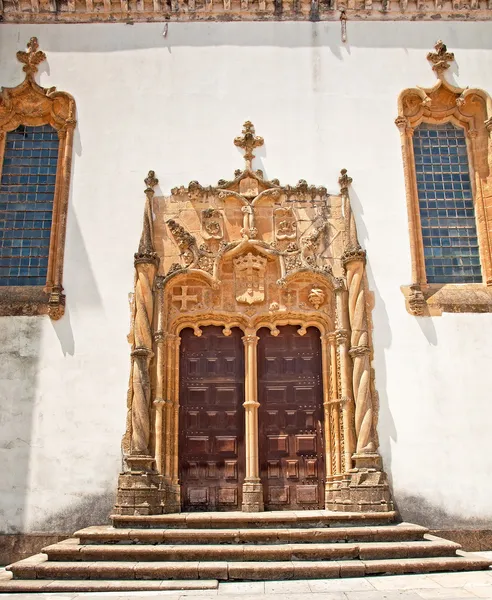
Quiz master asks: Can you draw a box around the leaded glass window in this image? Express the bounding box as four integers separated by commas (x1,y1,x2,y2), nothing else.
0,124,59,286
413,122,481,284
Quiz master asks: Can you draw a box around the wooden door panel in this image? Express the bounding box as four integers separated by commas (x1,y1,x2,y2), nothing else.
258,325,324,511
179,326,245,512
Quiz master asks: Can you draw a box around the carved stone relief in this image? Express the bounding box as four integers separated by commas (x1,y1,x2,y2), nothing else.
202,208,224,240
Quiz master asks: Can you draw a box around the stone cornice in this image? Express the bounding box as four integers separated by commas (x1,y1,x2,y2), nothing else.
1,0,491,22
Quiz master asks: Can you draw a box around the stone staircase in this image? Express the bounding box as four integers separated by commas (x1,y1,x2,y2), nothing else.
2,510,491,592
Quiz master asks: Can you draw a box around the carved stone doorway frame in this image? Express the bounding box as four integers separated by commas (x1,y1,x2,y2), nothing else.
113,124,394,516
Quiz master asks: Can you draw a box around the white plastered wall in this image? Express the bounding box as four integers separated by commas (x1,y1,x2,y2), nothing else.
0,21,491,533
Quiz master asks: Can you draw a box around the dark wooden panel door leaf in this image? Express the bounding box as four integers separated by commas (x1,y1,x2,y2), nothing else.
258,325,325,510
179,326,245,511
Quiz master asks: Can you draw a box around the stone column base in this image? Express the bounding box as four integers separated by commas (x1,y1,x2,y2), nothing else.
242,480,264,512
325,468,394,513
113,470,167,516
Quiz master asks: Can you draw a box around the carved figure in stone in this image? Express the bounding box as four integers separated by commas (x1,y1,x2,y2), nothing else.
308,288,325,310
241,205,257,239
202,208,224,240
274,207,297,242
233,252,267,305
301,225,325,268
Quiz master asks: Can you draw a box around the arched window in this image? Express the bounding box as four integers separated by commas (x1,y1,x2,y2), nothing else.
0,38,76,320
396,42,492,316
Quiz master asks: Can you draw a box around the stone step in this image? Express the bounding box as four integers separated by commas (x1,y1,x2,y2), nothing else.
0,577,218,593
41,538,461,562
111,510,398,529
7,553,491,581
76,522,428,545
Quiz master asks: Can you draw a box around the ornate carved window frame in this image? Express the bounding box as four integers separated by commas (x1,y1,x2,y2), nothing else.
396,41,492,316
0,38,76,320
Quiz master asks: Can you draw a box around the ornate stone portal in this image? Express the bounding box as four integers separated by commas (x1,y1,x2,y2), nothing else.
114,122,393,515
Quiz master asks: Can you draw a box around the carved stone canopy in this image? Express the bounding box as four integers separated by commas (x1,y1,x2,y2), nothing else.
150,121,354,336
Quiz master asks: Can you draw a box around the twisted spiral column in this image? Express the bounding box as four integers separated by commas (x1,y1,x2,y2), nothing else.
130,261,157,455
344,253,375,455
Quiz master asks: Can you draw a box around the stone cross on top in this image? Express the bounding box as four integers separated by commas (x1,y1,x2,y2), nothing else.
427,40,455,76
234,121,264,171
16,37,46,80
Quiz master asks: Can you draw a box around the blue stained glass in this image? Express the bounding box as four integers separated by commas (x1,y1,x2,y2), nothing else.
413,122,481,283
0,124,58,286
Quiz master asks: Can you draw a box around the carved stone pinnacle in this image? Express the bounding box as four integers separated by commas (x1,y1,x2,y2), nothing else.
427,40,454,76
16,37,46,79
234,121,264,170
144,170,159,194
338,168,352,195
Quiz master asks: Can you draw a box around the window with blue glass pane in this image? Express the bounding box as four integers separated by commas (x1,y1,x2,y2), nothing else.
0,124,58,286
413,122,481,284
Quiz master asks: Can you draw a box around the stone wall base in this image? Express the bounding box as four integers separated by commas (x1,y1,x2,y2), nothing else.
0,534,70,566
325,469,394,513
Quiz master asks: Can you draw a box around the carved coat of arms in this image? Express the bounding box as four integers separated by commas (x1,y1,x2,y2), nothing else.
233,252,267,305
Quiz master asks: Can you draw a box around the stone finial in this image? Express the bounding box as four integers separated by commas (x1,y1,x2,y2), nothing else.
234,121,264,171
427,40,454,76
135,171,158,265
16,37,46,80
338,168,352,195
144,170,158,195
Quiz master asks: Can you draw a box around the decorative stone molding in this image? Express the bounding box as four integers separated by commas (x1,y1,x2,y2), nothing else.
115,122,393,515
396,41,492,316
0,38,76,320
1,0,491,22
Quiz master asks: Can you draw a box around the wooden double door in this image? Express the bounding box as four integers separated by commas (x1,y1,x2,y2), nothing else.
179,325,324,512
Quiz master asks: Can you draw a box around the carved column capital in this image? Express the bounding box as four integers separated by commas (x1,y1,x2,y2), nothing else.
395,116,409,132
131,346,154,359
485,117,492,133
342,245,367,267
333,277,346,293
154,330,166,343
242,333,260,346
349,345,371,358
335,328,349,345
134,252,159,267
